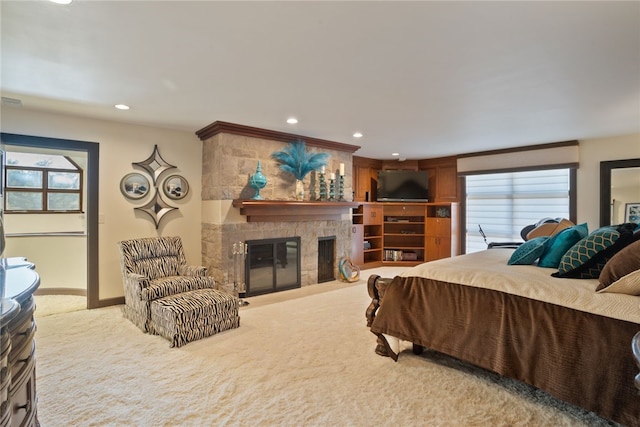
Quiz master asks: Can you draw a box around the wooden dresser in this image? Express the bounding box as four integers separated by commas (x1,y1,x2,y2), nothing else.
0,258,40,427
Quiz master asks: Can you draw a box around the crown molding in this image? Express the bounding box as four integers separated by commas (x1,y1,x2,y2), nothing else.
196,121,361,153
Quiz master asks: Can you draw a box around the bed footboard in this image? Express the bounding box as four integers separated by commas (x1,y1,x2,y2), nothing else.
366,275,391,327
634,331,640,392
366,275,392,357
366,274,424,358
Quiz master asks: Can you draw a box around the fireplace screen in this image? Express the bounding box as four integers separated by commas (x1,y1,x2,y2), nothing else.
245,237,301,297
317,236,336,283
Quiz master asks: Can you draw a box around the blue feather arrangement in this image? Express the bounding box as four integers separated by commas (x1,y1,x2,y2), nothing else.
271,140,329,181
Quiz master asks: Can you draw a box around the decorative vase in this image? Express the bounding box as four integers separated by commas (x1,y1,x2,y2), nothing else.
249,161,267,200
295,179,305,201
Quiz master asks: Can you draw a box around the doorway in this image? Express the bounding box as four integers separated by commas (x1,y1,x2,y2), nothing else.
0,133,99,308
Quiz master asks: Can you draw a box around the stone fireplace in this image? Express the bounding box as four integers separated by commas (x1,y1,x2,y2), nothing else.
196,122,360,291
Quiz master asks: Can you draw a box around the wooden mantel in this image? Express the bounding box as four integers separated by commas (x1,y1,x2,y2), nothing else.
233,200,359,222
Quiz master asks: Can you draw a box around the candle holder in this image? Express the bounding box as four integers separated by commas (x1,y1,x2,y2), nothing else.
318,172,327,201
338,175,345,201
329,178,336,201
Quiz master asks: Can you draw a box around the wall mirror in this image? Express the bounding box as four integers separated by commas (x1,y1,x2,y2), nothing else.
162,174,189,200
120,173,150,200
600,158,640,226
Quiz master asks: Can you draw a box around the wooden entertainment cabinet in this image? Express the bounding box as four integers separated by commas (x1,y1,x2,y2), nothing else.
352,202,458,268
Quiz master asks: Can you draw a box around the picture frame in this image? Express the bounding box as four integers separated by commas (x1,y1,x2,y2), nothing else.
120,173,150,200
162,174,189,200
625,202,640,224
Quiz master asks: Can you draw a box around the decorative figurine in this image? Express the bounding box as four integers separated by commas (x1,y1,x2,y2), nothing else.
249,161,267,200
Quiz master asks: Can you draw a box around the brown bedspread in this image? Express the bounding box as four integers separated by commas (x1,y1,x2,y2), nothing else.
370,275,640,426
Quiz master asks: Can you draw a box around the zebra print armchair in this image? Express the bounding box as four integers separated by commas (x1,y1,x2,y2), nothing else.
118,236,216,333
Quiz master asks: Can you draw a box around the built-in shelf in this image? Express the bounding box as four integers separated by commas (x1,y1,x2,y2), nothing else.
232,200,359,222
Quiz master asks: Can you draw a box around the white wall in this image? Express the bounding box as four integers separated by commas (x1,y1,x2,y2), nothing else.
577,133,640,230
1,107,203,300
6,235,87,291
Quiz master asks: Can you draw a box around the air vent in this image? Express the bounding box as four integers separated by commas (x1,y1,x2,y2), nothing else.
1,97,22,107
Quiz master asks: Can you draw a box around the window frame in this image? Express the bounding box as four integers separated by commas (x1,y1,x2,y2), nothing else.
4,154,84,214
460,165,576,254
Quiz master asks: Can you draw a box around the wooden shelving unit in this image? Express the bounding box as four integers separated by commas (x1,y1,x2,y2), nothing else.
382,203,426,265
351,203,383,268
352,202,459,268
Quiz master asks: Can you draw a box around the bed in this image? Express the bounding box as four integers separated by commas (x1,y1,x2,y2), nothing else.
366,249,640,426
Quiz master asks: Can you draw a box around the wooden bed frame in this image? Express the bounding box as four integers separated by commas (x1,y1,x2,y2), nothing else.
366,273,640,424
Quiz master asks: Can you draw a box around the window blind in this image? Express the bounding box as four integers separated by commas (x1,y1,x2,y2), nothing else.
466,169,571,253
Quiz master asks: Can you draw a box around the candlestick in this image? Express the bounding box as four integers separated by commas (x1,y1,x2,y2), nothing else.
338,175,345,201
339,163,345,176
329,177,336,201
319,172,327,201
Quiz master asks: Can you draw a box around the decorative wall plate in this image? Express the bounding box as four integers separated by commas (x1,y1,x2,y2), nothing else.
120,173,150,200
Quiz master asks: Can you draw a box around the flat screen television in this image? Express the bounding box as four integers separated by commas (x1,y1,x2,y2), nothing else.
377,170,429,202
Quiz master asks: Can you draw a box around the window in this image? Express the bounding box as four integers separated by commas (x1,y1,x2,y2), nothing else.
465,168,572,253
5,152,83,213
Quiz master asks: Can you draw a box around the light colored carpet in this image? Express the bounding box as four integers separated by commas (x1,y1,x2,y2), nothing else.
34,272,613,427
34,294,86,317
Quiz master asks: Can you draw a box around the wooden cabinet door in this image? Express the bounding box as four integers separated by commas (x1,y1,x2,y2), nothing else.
363,204,382,225
436,236,452,259
426,217,450,236
426,236,451,261
426,216,452,261
356,166,372,201
351,224,364,265
436,166,458,202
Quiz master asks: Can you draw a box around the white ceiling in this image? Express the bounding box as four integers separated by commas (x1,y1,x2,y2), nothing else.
1,1,639,159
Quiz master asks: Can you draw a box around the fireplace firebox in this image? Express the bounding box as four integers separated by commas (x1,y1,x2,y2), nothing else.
245,237,301,297
317,236,336,283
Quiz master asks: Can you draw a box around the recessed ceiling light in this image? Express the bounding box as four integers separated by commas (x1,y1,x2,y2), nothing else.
353,132,363,138
392,153,400,156
115,104,130,110
50,0,73,4
286,117,298,124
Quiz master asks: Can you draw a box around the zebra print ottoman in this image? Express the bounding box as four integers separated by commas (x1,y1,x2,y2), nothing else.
150,288,240,347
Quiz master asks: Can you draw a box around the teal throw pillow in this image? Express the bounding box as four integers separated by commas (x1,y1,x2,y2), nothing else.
508,237,549,265
538,223,588,268
553,223,636,279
